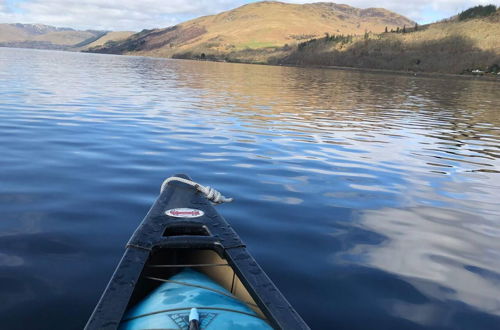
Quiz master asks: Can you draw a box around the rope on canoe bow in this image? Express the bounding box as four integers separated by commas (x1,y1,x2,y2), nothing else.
160,176,233,204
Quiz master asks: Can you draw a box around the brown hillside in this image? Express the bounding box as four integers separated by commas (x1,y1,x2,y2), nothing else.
0,24,33,42
281,9,500,74
89,1,414,58
82,31,135,49
0,23,133,50
0,23,97,46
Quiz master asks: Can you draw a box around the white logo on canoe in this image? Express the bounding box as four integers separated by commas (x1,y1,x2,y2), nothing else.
165,208,204,218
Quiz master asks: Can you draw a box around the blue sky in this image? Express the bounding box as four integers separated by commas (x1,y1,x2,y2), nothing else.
0,0,498,30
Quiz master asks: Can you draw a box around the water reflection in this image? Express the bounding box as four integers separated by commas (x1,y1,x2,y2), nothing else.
354,207,500,319
0,47,499,329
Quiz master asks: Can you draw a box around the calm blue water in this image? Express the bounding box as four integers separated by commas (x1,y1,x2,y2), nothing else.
0,47,499,329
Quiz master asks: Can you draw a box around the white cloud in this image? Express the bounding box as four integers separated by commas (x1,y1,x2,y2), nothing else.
0,0,499,30
352,206,500,316
0,0,248,30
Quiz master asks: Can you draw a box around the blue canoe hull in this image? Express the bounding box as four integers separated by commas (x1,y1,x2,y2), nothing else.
119,268,272,330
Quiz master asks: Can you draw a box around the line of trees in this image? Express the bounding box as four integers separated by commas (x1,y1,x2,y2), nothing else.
385,23,420,34
459,5,497,21
298,34,354,50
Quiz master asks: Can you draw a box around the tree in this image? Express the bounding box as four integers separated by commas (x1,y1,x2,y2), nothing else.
385,26,388,33
459,5,497,21
396,27,400,33
402,25,406,33
415,23,419,31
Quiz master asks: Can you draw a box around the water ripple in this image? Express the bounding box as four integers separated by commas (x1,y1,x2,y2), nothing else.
0,47,499,329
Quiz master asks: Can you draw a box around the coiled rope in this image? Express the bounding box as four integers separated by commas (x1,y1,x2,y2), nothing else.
160,176,233,204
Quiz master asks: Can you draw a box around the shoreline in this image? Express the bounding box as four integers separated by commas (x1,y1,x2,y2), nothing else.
2,45,499,81
212,57,500,82
127,50,500,82
280,63,500,82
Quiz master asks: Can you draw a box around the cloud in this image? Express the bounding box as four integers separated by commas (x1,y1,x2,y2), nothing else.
0,0,499,30
0,0,249,30
352,206,500,317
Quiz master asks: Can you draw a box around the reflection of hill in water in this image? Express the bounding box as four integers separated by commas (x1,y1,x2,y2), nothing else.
166,61,499,161
4,49,497,173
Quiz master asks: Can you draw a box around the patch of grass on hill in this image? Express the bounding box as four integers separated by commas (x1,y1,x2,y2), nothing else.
238,41,279,49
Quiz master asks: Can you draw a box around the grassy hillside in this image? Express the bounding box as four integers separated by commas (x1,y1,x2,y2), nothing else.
281,7,500,74
33,30,100,45
0,23,101,49
82,31,135,49
0,23,132,50
87,1,414,58
0,24,33,42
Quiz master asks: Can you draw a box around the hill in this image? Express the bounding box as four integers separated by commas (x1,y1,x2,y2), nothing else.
87,1,414,58
281,7,500,74
0,23,74,42
0,23,102,49
0,23,133,51
82,31,135,49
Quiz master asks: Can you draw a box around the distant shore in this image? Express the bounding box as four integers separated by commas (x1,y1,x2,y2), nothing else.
3,44,497,81
130,51,500,82
282,62,500,82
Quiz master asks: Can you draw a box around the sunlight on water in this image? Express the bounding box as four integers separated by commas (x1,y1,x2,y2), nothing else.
0,47,499,329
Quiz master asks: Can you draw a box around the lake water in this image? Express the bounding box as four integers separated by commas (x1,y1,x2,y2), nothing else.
0,47,499,329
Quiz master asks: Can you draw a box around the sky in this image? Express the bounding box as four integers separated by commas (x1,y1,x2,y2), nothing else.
0,0,499,31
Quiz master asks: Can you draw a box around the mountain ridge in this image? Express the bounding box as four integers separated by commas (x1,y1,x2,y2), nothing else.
87,1,414,58
0,23,133,50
